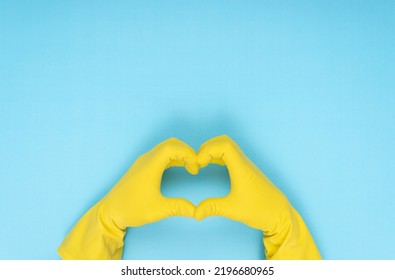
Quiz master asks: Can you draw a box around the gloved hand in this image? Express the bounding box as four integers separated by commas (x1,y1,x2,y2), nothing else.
57,138,199,260
194,135,321,259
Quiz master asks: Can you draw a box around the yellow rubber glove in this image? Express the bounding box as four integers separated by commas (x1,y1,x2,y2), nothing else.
58,138,199,260
194,135,321,260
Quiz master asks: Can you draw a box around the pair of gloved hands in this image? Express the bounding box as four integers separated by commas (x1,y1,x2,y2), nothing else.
58,135,321,260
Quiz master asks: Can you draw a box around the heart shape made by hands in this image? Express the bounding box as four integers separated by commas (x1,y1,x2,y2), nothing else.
161,156,230,209
58,135,321,260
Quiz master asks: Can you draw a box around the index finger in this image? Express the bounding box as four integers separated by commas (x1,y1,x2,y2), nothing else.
152,137,199,175
197,135,247,175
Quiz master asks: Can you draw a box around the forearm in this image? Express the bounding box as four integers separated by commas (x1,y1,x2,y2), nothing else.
263,209,321,260
57,203,125,260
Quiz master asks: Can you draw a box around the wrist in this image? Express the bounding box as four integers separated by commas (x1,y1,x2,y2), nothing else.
58,203,126,259
97,202,127,236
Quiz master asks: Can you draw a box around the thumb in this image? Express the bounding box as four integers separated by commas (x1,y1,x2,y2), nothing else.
184,161,200,175
165,198,195,218
194,197,228,221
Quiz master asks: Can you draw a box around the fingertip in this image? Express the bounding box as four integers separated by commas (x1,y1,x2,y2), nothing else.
194,199,214,221
183,148,199,174
194,214,205,221
194,205,206,221
197,151,211,167
185,163,200,175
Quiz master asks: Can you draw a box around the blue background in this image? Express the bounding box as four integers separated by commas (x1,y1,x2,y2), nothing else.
1,1,394,259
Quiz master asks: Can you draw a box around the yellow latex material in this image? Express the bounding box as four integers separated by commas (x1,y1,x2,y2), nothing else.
57,138,199,260
58,136,321,260
194,135,322,260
